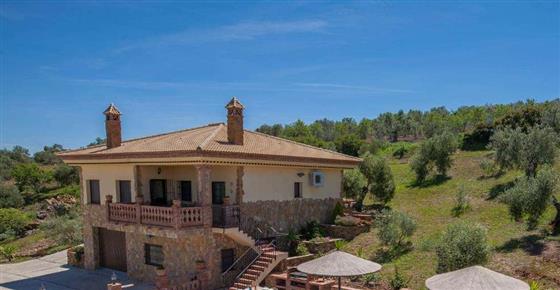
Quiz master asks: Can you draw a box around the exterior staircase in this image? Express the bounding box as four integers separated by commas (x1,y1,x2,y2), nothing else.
228,244,288,290
212,227,256,247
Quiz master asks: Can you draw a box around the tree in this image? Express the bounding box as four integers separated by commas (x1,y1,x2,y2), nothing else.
87,137,106,146
410,132,458,183
0,146,31,163
490,126,557,177
376,210,417,248
33,144,64,165
501,166,558,231
11,163,51,192
342,169,367,201
359,154,396,204
435,222,489,273
0,184,24,209
53,164,79,186
335,134,363,157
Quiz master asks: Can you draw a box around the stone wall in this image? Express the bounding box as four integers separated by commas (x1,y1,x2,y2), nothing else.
240,198,339,234
82,205,247,289
320,224,370,241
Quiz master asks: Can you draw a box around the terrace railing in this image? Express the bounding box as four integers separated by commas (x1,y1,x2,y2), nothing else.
107,199,204,228
212,205,240,228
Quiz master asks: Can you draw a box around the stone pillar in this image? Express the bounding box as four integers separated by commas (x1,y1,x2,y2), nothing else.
135,165,143,204
196,260,210,290
196,165,212,227
235,166,244,205
172,199,181,229
105,195,113,221
155,268,169,290
83,225,98,270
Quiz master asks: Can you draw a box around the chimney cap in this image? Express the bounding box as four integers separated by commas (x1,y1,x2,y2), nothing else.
226,97,244,109
103,103,121,115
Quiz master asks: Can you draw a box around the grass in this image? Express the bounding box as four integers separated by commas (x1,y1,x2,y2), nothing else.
346,150,560,289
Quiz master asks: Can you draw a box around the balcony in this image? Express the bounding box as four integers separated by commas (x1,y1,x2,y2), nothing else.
107,200,204,228
212,205,240,228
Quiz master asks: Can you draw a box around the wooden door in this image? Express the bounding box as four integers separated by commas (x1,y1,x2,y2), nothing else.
99,228,127,272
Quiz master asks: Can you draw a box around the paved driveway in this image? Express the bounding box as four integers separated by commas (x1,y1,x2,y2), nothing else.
0,250,153,290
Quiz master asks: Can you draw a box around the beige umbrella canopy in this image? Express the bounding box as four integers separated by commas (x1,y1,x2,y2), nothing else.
426,266,529,290
296,251,382,290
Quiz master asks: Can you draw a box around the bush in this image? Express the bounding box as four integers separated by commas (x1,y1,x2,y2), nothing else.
461,123,494,151
362,272,380,286
39,214,83,245
53,164,79,186
376,210,416,248
0,184,24,208
0,208,30,239
300,220,324,240
435,222,489,273
334,240,348,250
342,169,367,202
331,202,344,223
11,163,51,192
295,243,309,256
479,158,496,177
0,245,18,262
452,186,470,217
360,154,396,205
410,132,458,183
335,215,361,226
389,267,410,290
501,166,558,230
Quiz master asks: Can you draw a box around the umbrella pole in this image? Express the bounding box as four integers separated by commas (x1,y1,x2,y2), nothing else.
338,276,341,290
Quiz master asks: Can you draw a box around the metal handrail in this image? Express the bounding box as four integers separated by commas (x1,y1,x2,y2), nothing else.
232,239,276,283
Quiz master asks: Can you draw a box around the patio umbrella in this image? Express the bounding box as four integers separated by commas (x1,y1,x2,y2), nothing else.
296,250,382,290
426,265,529,290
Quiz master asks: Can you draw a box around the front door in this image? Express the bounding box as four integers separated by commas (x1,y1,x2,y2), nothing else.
150,179,167,206
99,228,127,272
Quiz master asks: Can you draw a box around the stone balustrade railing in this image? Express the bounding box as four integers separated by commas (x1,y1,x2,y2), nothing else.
107,197,204,228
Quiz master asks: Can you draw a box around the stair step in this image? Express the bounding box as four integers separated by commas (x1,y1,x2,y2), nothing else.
242,273,258,280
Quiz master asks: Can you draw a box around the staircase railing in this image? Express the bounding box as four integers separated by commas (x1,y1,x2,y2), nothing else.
222,246,260,287
224,240,277,288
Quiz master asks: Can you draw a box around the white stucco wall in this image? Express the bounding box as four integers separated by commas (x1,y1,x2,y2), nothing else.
243,166,342,202
80,164,136,205
79,164,341,204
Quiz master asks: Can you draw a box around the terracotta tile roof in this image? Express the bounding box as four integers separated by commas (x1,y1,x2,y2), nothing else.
58,123,361,166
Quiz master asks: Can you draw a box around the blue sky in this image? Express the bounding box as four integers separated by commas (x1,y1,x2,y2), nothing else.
1,1,559,152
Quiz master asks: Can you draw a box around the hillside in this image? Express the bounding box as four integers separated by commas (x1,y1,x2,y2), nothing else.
344,149,560,289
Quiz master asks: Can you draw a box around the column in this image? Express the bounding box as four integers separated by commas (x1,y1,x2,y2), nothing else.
196,165,212,227
83,225,99,270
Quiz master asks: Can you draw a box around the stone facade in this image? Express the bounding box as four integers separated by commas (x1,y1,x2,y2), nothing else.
240,198,339,233
320,224,370,241
82,205,247,289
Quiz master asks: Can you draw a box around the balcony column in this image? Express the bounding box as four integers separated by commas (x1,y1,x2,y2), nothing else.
195,164,212,227
105,195,113,222
134,165,144,204
235,166,244,205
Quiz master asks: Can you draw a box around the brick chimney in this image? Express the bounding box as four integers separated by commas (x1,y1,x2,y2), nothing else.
226,97,244,145
103,103,122,148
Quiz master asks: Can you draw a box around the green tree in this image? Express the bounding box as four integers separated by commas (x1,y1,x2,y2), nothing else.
435,222,489,273
377,210,417,248
11,163,51,192
87,137,106,146
502,166,558,231
0,184,24,209
33,144,64,165
410,132,458,183
335,134,363,157
342,169,367,204
53,164,79,186
360,154,396,204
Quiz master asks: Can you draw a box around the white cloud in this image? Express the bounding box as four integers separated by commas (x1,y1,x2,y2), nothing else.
114,20,328,53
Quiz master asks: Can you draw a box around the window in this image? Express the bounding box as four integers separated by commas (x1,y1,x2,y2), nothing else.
212,182,226,205
179,181,192,203
88,180,100,204
118,180,132,203
144,244,164,267
294,182,302,198
311,172,324,187
221,249,235,272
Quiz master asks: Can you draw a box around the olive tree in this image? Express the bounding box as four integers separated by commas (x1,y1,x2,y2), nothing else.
342,169,367,202
410,132,458,183
360,154,396,205
377,210,417,248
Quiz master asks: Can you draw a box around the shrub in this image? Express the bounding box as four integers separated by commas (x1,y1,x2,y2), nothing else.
392,145,408,159
53,164,79,186
376,210,416,248
501,166,558,230
410,132,458,183
300,220,324,240
0,245,18,262
331,202,344,223
295,243,309,256
335,215,361,226
479,158,496,177
39,214,83,245
11,163,51,192
461,123,494,151
0,208,30,239
0,184,24,208
435,222,489,273
389,267,409,290
362,272,380,286
452,186,470,217
342,169,367,203
360,154,396,205
334,240,348,250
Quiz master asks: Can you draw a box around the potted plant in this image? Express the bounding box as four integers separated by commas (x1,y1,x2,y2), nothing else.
155,265,166,276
